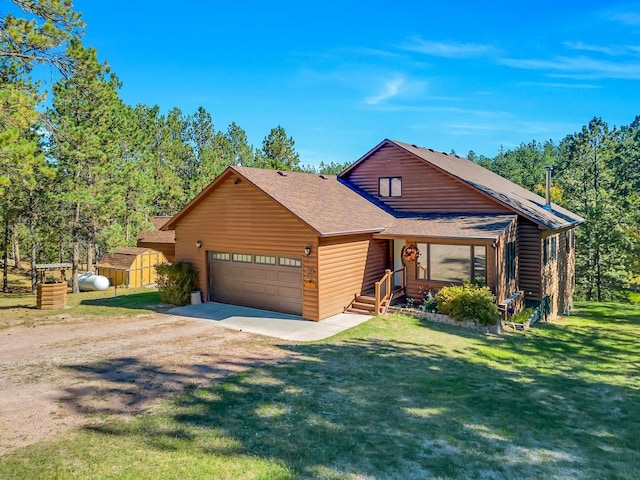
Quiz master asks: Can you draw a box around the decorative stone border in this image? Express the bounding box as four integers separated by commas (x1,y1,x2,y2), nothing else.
387,306,501,334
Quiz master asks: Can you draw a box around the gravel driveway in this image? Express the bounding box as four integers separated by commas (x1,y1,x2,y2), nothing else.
0,312,292,455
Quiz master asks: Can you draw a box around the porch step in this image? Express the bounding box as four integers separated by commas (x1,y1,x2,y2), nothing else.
345,294,386,315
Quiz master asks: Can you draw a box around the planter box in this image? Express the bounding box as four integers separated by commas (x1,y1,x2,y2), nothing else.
387,306,500,334
504,307,540,331
37,282,67,310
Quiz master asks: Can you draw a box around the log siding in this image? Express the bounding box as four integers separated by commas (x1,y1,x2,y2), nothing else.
317,236,389,319
344,144,511,214
173,173,320,320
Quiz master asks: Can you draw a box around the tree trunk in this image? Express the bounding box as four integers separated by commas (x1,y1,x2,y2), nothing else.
28,194,38,294
71,202,80,293
86,242,93,272
2,219,9,293
12,224,21,269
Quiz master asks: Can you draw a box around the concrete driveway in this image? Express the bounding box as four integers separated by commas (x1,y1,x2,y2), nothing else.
168,302,372,341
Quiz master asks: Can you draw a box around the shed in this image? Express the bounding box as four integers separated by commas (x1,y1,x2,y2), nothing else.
135,216,176,263
96,247,168,288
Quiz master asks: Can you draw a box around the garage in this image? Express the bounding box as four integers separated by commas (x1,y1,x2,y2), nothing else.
208,251,303,315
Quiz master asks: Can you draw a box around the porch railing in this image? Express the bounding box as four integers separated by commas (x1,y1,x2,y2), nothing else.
375,266,406,314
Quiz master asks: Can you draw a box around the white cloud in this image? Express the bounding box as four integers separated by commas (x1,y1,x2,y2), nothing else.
365,77,405,105
564,41,640,56
400,37,498,58
499,55,640,79
364,75,426,105
605,11,640,26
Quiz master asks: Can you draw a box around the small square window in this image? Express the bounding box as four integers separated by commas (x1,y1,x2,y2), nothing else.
378,177,401,197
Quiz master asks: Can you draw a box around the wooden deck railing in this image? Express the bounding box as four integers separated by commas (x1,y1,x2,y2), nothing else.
375,267,406,314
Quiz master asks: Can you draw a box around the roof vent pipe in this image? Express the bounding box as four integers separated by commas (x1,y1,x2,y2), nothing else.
544,166,553,211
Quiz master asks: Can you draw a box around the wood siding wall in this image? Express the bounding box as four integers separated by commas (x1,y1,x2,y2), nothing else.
97,250,167,288
518,219,542,303
317,236,389,319
136,241,176,263
541,228,576,316
96,267,129,288
173,173,320,320
494,219,518,304
345,144,511,214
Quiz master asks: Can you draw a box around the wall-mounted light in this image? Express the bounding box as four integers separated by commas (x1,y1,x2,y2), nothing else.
196,240,202,250
304,246,311,257
233,178,240,184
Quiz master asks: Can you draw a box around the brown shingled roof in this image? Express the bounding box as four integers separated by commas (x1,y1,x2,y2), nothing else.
233,167,394,236
378,214,517,241
342,139,584,230
96,247,154,270
135,216,175,244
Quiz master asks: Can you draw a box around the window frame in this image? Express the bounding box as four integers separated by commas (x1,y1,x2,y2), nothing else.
254,255,276,265
415,242,487,285
279,256,302,268
505,241,516,282
378,176,402,197
232,253,253,263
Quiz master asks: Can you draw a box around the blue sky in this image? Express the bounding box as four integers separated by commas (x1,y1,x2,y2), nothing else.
75,0,640,166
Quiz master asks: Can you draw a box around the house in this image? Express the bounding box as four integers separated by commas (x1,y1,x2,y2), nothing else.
162,139,583,321
96,247,168,288
135,216,176,263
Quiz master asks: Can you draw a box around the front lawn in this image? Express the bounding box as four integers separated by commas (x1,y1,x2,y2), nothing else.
2,301,639,479
0,287,160,330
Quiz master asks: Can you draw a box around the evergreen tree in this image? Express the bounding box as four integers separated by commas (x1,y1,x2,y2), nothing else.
47,40,122,292
258,125,300,171
556,118,627,301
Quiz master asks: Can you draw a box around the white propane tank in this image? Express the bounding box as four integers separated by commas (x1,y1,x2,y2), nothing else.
77,271,110,291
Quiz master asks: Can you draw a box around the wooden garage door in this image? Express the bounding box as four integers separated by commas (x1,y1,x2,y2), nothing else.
208,252,302,315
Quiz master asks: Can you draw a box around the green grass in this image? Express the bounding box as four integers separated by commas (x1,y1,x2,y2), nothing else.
0,287,160,329
2,301,639,479
628,291,640,305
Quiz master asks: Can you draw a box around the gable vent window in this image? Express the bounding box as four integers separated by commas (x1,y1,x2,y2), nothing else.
379,177,402,197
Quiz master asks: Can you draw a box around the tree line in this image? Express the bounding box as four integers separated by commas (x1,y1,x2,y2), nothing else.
0,1,349,293
472,117,640,301
2,2,638,301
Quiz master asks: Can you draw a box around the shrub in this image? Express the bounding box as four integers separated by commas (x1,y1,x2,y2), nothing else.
435,283,499,326
156,262,199,306
510,307,534,324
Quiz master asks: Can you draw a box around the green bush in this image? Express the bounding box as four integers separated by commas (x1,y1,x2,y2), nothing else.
510,307,534,324
435,284,499,326
156,262,199,306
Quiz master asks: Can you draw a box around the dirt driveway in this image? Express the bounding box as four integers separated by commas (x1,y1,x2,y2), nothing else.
0,312,293,455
